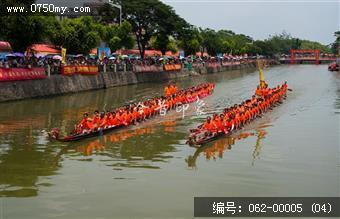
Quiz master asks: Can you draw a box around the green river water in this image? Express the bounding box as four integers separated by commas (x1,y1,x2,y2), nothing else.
0,65,339,218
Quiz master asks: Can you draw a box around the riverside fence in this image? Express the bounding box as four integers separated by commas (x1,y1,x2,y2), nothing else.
0,59,266,82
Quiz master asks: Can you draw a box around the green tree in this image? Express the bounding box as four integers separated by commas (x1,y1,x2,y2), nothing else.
242,43,262,56
153,8,187,55
260,31,331,55
167,38,179,54
0,16,58,52
104,21,134,52
178,26,202,56
151,35,178,55
291,38,301,50
300,40,332,53
253,40,276,56
201,28,224,56
50,17,102,55
117,0,186,58
0,1,60,51
266,32,292,54
332,31,340,54
216,30,235,54
150,34,169,55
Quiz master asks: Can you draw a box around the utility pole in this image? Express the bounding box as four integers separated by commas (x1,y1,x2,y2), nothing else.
108,0,122,25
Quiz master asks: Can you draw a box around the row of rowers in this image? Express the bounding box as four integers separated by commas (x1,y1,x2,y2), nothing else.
255,82,279,97
199,82,288,134
74,83,215,134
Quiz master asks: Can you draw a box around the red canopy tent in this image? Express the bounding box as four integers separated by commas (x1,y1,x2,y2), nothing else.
29,44,60,56
119,49,179,57
0,41,12,52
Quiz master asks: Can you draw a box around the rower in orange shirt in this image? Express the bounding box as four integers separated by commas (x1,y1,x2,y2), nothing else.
99,112,108,129
255,85,262,97
234,113,241,129
76,113,92,134
223,118,233,133
164,83,175,97
244,109,251,123
164,86,170,97
203,116,217,133
109,112,121,126
127,108,135,124
170,83,178,95
121,108,130,126
214,114,225,133
91,110,101,130
132,107,140,121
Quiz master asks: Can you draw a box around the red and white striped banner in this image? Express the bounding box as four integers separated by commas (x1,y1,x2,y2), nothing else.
0,67,46,82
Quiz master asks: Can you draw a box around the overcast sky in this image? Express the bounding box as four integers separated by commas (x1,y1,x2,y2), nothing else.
161,0,339,45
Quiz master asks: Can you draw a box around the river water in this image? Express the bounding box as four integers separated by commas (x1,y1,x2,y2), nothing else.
0,65,339,218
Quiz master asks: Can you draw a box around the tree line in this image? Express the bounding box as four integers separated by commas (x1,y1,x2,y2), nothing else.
0,0,337,58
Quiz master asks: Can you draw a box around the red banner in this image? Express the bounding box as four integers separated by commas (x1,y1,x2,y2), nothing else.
164,64,182,71
0,67,46,82
61,65,99,75
61,66,76,75
76,66,99,75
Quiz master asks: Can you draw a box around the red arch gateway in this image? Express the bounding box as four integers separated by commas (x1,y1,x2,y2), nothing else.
290,49,320,64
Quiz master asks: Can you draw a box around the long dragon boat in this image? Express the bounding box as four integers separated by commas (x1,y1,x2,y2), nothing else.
187,61,289,146
48,83,215,142
187,84,288,146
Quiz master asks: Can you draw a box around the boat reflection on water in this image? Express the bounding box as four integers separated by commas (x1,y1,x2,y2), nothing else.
54,120,179,168
186,128,268,169
252,129,267,166
76,126,156,156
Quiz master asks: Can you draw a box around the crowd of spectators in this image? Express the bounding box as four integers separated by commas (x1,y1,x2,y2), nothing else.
0,56,59,68
0,52,257,74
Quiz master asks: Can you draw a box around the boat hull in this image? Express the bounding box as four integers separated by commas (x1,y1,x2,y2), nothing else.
50,125,125,142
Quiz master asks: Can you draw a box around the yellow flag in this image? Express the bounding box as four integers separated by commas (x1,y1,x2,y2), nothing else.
61,48,67,64
257,60,266,88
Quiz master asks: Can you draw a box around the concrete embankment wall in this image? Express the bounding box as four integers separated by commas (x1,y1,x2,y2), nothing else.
0,62,256,102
